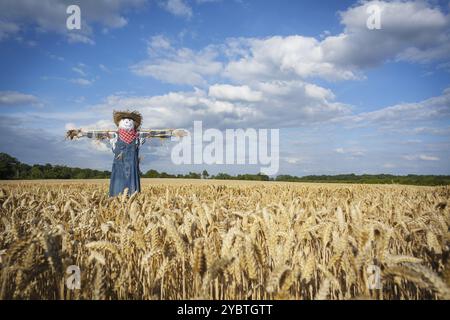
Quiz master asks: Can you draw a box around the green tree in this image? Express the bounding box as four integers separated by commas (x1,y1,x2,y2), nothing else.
0,153,20,179
144,169,160,178
30,166,43,179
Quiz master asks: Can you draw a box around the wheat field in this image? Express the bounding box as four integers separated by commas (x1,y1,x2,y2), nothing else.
0,179,449,300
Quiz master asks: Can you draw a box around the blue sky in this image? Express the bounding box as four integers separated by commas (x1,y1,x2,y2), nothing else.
0,0,449,176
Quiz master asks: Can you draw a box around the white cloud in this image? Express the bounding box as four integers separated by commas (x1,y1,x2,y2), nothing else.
131,40,223,86
70,78,93,86
284,157,304,164
148,35,172,53
72,67,86,77
413,126,450,135
419,154,440,161
334,87,450,127
99,64,111,73
81,119,115,130
162,0,192,18
67,33,96,45
0,91,39,106
208,84,262,102
223,36,359,82
65,123,77,130
90,140,111,153
403,154,440,161
334,147,365,157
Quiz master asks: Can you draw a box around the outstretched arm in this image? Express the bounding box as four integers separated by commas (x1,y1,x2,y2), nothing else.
138,129,187,145
139,129,174,139
66,129,116,140
66,129,118,151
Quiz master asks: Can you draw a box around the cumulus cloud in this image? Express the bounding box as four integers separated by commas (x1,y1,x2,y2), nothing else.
331,0,450,65
223,36,360,82
228,1,450,82
87,79,350,129
130,33,359,128
0,91,39,106
131,36,223,86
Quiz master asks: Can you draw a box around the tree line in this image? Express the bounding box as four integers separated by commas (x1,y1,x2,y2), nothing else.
1,152,449,185
275,174,450,186
0,153,110,180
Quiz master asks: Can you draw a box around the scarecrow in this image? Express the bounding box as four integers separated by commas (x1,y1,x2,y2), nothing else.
66,110,186,197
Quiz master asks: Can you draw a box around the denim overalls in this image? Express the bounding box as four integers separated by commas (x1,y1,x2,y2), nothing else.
109,137,141,197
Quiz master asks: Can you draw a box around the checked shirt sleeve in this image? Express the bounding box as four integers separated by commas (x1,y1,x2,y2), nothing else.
81,130,116,140
138,130,174,139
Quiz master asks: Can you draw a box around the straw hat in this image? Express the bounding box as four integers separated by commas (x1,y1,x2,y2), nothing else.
113,110,142,129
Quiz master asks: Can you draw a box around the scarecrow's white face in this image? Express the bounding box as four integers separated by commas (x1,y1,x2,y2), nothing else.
119,118,135,131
